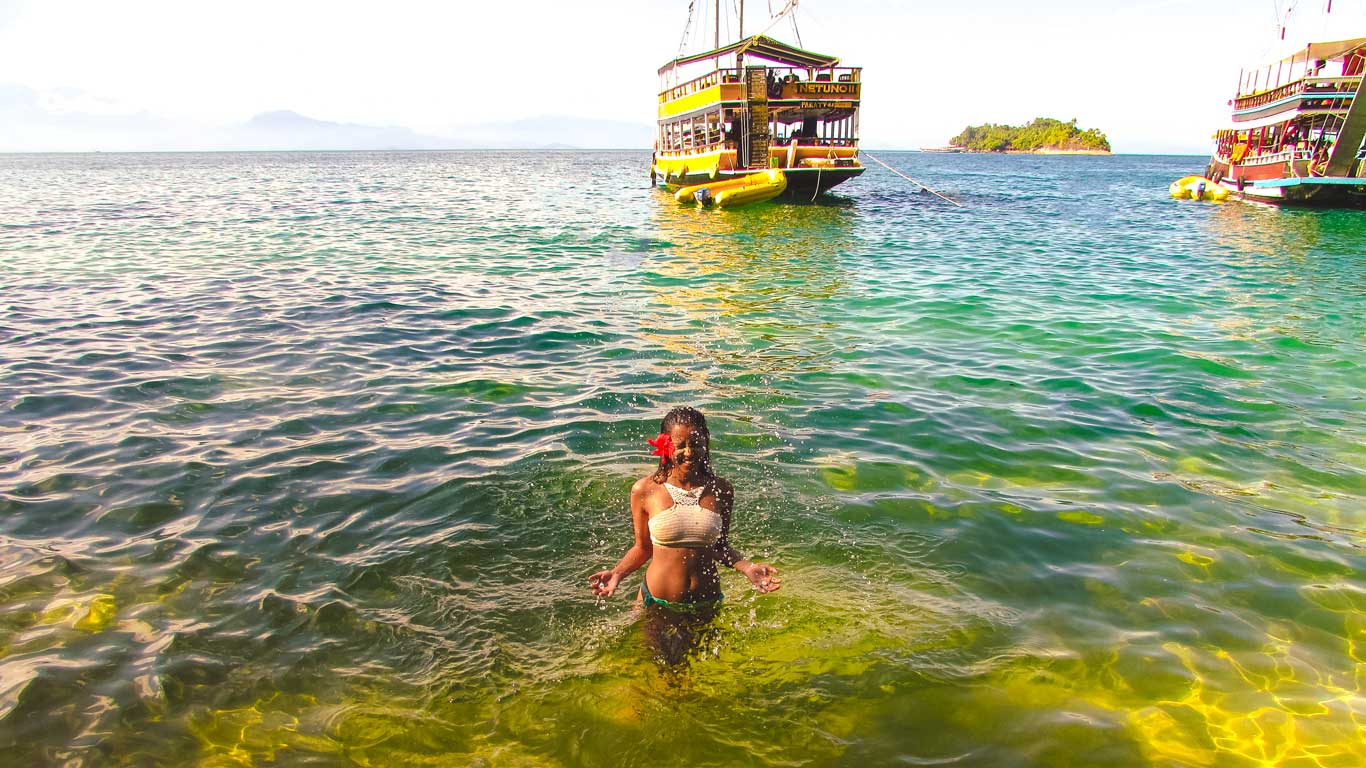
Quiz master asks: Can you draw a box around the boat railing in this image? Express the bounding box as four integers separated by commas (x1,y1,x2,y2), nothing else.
659,66,862,104
1237,148,1298,167
656,140,739,158
775,137,858,148
1235,75,1362,111
658,69,730,104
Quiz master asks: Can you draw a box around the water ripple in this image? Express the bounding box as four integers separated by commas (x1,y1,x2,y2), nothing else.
0,150,1361,767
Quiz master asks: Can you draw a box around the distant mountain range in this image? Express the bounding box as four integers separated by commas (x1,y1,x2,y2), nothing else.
235,111,655,151
236,111,459,150
0,87,655,152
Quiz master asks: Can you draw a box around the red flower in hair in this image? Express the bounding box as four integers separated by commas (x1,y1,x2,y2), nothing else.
647,433,675,464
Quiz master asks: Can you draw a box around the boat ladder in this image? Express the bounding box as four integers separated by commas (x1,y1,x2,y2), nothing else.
744,66,771,169
1326,75,1366,177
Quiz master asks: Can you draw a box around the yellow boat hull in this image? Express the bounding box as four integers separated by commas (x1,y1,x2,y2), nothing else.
674,173,753,204
674,170,788,208
1169,176,1229,202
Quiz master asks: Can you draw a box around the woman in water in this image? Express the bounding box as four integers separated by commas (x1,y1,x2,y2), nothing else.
588,407,780,618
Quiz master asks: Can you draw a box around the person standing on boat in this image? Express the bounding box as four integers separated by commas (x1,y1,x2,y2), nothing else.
589,406,780,616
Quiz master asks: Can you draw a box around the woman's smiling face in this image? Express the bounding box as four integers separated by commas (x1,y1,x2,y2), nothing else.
667,424,705,469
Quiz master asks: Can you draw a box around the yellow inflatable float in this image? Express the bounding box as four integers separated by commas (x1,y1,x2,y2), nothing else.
1169,176,1229,202
675,169,787,208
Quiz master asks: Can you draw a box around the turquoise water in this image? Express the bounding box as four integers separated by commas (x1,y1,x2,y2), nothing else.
0,150,1362,767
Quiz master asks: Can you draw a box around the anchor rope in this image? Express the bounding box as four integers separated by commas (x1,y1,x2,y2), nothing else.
862,152,964,207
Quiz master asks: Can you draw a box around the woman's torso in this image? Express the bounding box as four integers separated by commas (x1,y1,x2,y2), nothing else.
644,478,725,602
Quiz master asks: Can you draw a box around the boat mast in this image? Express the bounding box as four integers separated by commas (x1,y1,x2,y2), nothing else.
737,0,745,68
715,0,720,48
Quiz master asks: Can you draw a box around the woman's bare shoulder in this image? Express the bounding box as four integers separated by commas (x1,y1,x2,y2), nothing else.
630,474,662,496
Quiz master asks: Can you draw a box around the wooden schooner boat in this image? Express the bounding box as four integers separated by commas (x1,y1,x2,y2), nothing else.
1204,4,1366,207
652,0,865,199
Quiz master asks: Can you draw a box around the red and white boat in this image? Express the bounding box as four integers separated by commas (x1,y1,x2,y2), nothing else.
1206,30,1366,208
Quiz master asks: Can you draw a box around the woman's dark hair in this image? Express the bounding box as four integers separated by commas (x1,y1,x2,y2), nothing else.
652,406,714,483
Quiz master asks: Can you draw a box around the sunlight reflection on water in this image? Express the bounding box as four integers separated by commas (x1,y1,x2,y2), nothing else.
0,150,1361,767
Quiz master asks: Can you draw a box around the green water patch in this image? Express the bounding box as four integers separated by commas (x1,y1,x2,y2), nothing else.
467,565,1016,766
422,379,537,402
108,374,229,404
817,460,934,495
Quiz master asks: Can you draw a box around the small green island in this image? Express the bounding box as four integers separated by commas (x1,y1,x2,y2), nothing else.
945,117,1112,154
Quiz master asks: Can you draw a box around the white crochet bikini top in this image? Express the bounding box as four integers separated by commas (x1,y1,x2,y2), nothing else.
648,482,722,548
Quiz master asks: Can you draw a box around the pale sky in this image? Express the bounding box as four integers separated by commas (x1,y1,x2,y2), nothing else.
2,0,1365,153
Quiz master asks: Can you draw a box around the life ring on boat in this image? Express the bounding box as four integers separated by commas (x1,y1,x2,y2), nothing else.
1230,143,1249,163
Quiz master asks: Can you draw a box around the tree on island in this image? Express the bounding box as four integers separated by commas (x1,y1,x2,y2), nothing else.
950,117,1111,153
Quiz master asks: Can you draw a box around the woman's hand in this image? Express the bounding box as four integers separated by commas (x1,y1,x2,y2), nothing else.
588,570,622,597
739,561,781,593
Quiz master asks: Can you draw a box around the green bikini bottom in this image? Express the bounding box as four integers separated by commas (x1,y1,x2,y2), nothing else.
641,580,722,611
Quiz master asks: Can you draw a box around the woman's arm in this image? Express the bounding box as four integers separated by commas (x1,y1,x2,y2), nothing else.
588,478,654,597
707,479,781,594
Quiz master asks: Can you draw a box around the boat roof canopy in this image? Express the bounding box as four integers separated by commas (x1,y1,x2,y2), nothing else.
659,35,840,75
1282,37,1366,64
